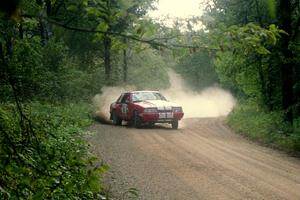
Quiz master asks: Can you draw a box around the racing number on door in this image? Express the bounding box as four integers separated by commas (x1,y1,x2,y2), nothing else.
120,93,130,118
121,104,128,114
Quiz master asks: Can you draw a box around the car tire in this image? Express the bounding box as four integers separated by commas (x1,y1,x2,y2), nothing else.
171,120,178,129
148,122,155,128
112,110,122,125
133,111,142,128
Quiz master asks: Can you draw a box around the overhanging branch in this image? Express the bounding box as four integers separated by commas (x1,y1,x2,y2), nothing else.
47,18,217,51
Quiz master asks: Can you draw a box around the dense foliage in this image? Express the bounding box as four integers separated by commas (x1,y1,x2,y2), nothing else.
0,103,109,199
228,102,300,153
0,0,171,199
172,0,300,152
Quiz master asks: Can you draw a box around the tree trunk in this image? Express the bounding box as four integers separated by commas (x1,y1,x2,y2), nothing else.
265,60,275,111
123,49,128,82
39,20,49,45
278,0,294,123
19,23,23,39
123,38,128,82
280,50,294,123
45,0,52,15
256,57,268,108
39,0,50,45
104,33,112,80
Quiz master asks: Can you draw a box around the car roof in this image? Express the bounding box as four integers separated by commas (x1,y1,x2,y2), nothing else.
128,90,160,94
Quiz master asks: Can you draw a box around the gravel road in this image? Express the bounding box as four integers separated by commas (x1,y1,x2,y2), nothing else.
88,118,300,200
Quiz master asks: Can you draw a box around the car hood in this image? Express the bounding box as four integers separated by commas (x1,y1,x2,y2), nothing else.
134,100,181,110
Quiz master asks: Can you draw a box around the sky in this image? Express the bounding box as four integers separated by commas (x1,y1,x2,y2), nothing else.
148,0,206,19
147,0,207,30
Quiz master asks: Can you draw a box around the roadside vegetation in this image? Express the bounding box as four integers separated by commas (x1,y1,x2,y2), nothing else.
0,0,170,198
227,102,300,153
208,0,300,154
172,0,300,153
0,103,108,199
1,0,300,198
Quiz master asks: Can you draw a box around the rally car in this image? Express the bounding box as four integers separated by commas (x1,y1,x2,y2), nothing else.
109,91,184,129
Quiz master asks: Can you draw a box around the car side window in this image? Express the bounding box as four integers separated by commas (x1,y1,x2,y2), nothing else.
121,93,130,104
117,94,124,103
157,93,167,101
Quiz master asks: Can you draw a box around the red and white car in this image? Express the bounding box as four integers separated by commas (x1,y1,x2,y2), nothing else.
110,91,184,129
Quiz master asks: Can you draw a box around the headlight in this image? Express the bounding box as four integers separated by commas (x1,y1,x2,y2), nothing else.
172,107,182,113
144,108,158,113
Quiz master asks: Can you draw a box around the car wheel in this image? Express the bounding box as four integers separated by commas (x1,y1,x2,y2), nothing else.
133,111,142,128
112,110,122,125
148,122,155,127
171,120,178,129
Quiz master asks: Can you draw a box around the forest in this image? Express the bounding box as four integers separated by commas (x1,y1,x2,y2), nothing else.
0,0,300,199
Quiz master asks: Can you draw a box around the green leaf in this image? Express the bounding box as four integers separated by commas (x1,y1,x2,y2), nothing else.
82,0,88,7
96,23,109,32
67,5,77,12
256,46,270,55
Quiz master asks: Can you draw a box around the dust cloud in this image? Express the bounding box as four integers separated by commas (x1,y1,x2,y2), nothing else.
92,86,136,123
163,70,236,118
92,69,236,123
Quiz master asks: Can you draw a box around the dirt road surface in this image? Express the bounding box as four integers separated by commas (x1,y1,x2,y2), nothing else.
88,118,300,200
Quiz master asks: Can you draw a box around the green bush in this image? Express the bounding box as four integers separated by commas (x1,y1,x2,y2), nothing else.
228,101,300,153
0,102,107,199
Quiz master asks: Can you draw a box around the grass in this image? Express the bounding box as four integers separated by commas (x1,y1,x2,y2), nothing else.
227,101,300,154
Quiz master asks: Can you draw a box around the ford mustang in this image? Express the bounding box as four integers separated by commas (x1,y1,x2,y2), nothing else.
110,91,184,129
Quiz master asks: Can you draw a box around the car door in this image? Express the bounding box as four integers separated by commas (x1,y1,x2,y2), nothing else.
114,94,124,119
126,93,135,121
120,93,130,120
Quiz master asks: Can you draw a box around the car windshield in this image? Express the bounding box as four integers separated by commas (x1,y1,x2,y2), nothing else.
132,92,166,102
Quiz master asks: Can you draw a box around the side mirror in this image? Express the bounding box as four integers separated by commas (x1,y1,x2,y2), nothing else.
125,99,130,104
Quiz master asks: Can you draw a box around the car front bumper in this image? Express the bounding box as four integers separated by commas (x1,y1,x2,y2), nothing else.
140,112,184,123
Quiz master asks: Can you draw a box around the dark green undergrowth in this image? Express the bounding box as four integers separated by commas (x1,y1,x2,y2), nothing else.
227,101,300,154
0,102,108,199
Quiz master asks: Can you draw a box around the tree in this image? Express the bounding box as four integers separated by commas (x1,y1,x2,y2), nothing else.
277,0,299,122
202,0,300,123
